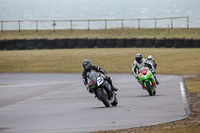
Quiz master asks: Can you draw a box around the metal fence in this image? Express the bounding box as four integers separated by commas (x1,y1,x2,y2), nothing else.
1,16,189,32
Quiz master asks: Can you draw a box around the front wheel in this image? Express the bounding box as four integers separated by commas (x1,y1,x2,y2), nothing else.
97,89,110,107
145,81,153,96
111,94,118,106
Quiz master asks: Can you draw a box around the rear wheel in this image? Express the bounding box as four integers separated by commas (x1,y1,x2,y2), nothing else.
97,89,110,107
145,81,153,96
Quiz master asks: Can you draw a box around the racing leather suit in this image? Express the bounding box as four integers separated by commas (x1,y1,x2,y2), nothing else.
82,65,117,92
132,59,157,84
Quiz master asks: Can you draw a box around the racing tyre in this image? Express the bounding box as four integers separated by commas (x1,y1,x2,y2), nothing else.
111,96,118,106
97,89,110,107
145,81,153,96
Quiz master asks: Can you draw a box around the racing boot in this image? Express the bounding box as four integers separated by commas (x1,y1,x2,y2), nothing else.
106,76,118,91
111,85,118,91
154,76,159,85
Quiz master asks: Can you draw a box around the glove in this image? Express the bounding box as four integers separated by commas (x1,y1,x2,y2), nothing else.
136,76,139,81
86,85,93,94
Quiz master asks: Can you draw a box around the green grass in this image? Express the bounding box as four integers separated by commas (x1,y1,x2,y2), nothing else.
1,28,200,40
0,48,199,75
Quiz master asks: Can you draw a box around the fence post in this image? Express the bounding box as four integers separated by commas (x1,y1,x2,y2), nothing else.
52,20,56,32
155,19,157,29
70,20,72,31
36,20,38,32
138,19,140,30
18,20,21,32
187,16,189,29
171,17,173,29
1,21,3,32
88,20,90,31
121,19,124,30
105,19,107,30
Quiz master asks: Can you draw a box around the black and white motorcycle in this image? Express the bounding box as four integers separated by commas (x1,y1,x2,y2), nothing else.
87,71,118,107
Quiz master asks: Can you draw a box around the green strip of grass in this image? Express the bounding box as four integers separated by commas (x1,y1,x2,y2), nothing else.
1,28,200,40
0,48,199,75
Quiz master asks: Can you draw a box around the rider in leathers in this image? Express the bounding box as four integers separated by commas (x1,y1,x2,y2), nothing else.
82,59,118,93
132,53,159,86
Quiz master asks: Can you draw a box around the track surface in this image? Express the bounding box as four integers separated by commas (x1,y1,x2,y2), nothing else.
0,73,189,133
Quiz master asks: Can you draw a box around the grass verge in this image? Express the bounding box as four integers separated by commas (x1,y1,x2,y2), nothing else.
1,28,200,40
0,48,199,75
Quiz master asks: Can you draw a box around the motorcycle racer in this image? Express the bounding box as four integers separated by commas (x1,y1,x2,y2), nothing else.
132,53,159,85
82,59,118,93
147,55,157,69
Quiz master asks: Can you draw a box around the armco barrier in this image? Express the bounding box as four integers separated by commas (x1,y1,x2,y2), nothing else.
106,39,116,48
184,39,193,48
192,39,200,48
145,39,154,48
16,39,26,50
97,39,106,48
174,38,184,48
26,39,36,49
47,39,57,49
0,40,6,50
6,39,16,50
135,39,145,47
36,39,47,49
57,39,67,48
125,39,135,47
165,38,174,48
66,39,76,48
87,39,96,48
116,39,124,48
155,39,165,48
77,39,87,48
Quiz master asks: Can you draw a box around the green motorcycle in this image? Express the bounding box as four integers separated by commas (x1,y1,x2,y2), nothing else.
138,67,156,96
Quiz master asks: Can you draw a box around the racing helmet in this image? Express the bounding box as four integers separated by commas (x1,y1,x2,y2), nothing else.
147,55,153,60
135,53,143,63
82,59,92,71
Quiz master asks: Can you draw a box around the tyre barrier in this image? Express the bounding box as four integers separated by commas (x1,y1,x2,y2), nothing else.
0,38,199,50
47,39,57,49
26,39,36,50
125,39,135,48
135,39,145,47
155,39,165,48
165,38,174,48
57,39,67,48
116,39,124,48
6,39,16,50
145,38,154,48
192,39,200,48
87,39,96,48
174,38,184,48
77,38,87,48
184,39,193,48
97,39,107,48
36,39,47,49
106,39,116,48
67,39,77,48
0,40,6,50
16,39,26,50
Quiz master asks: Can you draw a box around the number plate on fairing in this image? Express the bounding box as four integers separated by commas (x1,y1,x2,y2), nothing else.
97,77,104,86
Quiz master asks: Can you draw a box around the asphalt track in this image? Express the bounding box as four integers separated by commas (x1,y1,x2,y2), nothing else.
0,73,190,133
